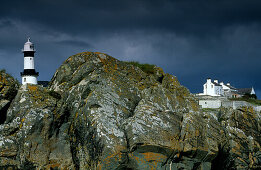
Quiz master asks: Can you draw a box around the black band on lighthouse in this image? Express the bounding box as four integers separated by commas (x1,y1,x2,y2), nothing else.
21,69,39,76
23,51,35,57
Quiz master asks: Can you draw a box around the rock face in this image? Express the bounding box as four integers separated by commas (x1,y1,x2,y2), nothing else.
0,52,260,169
0,70,19,124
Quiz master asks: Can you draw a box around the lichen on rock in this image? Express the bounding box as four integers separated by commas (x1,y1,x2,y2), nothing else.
0,52,260,169
0,70,19,124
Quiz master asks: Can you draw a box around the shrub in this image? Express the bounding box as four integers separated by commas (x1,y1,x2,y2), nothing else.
0,69,6,74
124,61,155,74
243,93,257,99
229,97,261,106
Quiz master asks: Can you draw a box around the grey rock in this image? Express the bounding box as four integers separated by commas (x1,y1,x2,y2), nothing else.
0,71,19,124
0,52,260,169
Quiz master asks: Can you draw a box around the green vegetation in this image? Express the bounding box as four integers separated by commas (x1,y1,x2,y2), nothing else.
124,61,155,74
243,93,257,99
0,69,6,73
201,108,218,112
229,95,261,106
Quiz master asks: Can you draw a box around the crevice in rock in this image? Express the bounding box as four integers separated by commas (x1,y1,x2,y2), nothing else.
0,165,19,170
20,159,36,170
48,106,71,138
128,98,141,118
211,145,234,170
0,85,4,92
69,117,104,169
4,86,19,101
135,144,171,156
192,162,201,170
1,126,19,136
162,150,182,166
124,130,130,151
0,101,11,124
81,88,91,100
117,126,135,170
70,138,80,170
157,75,164,84
116,165,134,170
89,104,101,109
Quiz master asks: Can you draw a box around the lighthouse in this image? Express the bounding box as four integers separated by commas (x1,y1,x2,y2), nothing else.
20,38,39,85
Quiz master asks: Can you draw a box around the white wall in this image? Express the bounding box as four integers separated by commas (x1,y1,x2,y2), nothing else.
24,57,35,69
203,79,223,96
199,100,222,108
23,41,34,51
199,99,261,112
22,76,37,85
204,80,217,96
214,86,223,96
220,83,230,90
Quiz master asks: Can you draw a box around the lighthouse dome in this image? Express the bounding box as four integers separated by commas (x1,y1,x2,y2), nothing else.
23,38,35,52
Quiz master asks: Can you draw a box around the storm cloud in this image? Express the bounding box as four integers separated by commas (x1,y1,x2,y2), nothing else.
0,0,261,97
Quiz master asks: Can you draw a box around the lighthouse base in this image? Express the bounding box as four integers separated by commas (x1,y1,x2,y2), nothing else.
22,75,38,85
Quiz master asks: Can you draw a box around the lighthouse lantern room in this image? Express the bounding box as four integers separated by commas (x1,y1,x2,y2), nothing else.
20,38,39,85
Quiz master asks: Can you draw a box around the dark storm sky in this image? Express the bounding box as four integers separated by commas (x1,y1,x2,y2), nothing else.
1,0,261,97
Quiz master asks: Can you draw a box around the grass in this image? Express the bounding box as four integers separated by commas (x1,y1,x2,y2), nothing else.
202,108,219,112
229,97,261,106
0,69,6,73
124,61,155,74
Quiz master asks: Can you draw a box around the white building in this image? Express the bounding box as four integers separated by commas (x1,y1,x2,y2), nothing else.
198,78,256,98
20,38,39,85
198,78,257,109
202,78,223,96
219,82,237,97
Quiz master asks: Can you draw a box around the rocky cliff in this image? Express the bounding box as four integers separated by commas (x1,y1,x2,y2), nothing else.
0,70,19,124
0,52,260,169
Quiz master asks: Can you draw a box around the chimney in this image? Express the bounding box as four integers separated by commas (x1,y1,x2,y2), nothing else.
220,82,224,85
214,80,218,83
227,83,230,86
207,78,211,83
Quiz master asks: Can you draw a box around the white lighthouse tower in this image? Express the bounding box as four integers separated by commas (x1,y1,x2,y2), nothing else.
20,38,39,85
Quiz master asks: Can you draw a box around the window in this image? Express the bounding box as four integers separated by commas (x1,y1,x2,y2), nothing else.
24,78,26,82
211,85,213,88
30,58,32,60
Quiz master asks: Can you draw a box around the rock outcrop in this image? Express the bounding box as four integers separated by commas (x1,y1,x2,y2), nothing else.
0,52,260,169
0,70,19,124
